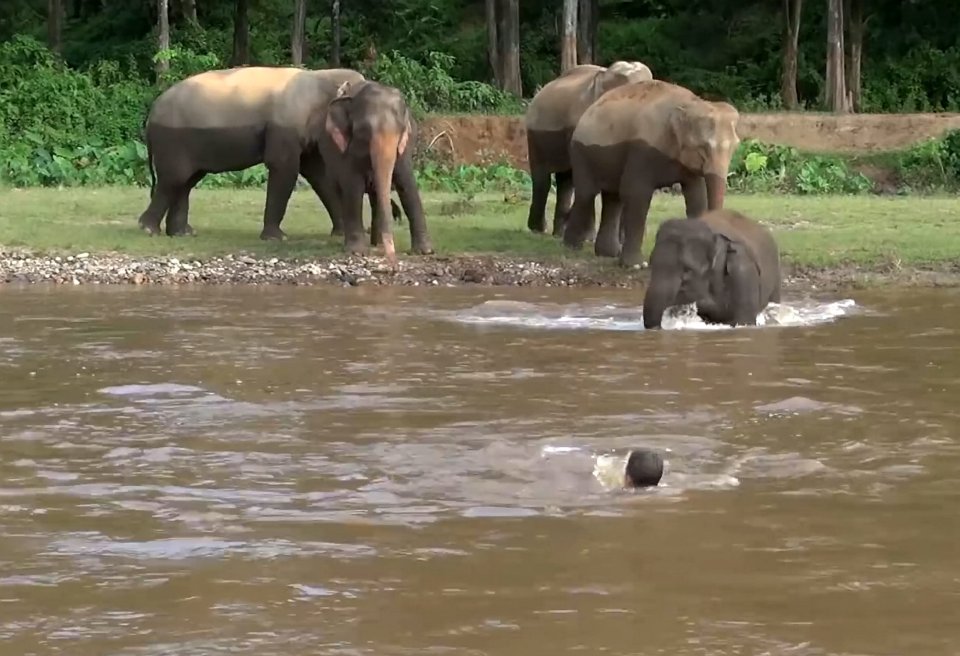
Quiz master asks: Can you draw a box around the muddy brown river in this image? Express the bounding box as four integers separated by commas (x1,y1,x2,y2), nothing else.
1,283,958,655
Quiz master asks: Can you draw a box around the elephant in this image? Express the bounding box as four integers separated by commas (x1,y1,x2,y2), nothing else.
136,65,365,240
523,61,653,236
642,208,781,329
563,79,741,268
320,80,433,263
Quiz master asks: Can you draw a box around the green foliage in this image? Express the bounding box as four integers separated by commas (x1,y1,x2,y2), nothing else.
728,140,873,195
416,162,531,193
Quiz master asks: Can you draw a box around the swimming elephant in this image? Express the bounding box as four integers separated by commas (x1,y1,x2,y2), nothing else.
563,80,741,268
321,80,433,262
523,61,653,236
642,209,781,329
137,65,365,240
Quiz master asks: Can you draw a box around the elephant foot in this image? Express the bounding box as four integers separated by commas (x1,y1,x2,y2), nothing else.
411,240,434,255
139,222,162,237
259,226,287,241
344,237,369,256
594,237,621,258
167,224,197,237
527,216,547,234
330,226,344,237
618,252,647,269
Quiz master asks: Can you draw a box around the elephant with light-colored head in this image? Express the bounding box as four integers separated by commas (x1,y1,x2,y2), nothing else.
563,80,741,268
137,65,364,240
523,61,653,236
642,209,781,329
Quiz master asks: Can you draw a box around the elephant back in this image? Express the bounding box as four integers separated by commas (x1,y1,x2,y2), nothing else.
274,68,366,142
524,65,606,132
148,66,304,130
572,79,697,150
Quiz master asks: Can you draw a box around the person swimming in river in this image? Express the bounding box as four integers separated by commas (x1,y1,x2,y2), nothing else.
592,448,664,490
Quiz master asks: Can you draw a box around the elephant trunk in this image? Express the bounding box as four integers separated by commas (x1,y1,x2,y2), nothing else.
704,170,727,210
642,265,683,330
369,129,402,262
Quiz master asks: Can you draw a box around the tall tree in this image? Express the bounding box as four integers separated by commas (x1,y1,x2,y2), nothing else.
330,0,341,66
576,0,598,65
47,0,62,54
485,0,501,87
824,0,849,111
292,0,307,66
780,0,803,109
499,0,522,96
183,0,198,25
156,0,170,76
846,0,864,111
231,0,250,65
561,0,578,72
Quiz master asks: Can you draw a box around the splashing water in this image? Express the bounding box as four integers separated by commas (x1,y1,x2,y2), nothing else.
450,298,857,332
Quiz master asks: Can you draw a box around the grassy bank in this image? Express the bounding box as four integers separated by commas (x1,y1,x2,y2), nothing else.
2,187,960,272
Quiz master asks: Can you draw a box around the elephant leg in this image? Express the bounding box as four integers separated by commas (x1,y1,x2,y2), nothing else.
340,175,368,254
394,159,433,254
165,171,205,237
594,191,623,258
681,176,708,218
551,169,574,237
562,190,598,250
527,163,551,234
618,187,654,268
300,153,343,236
369,184,383,247
259,162,299,241
137,183,177,236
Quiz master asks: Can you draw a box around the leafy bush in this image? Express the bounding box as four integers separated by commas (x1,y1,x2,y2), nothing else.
728,140,873,194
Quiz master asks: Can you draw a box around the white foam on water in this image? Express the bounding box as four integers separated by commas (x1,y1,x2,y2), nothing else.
451,298,858,332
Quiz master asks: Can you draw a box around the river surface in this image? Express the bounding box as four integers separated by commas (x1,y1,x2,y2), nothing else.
1,283,958,655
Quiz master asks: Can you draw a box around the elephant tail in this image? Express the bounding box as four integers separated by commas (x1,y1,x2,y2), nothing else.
142,118,156,197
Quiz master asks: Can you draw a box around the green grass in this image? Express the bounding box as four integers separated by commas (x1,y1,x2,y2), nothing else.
2,186,960,268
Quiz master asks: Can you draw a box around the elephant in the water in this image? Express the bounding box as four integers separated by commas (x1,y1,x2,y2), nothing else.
642,209,781,329
523,61,653,236
137,65,366,240
563,80,741,268
320,80,433,263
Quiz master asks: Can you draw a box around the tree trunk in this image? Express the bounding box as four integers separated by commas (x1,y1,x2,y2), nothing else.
47,0,62,53
485,0,501,87
183,0,197,24
846,0,864,111
780,0,802,109
231,0,250,66
499,0,522,96
330,0,341,66
576,0,598,65
824,0,848,112
561,0,577,72
156,0,170,76
292,0,307,66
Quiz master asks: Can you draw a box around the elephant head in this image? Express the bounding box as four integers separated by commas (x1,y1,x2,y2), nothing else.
586,60,654,102
669,99,740,210
642,217,736,329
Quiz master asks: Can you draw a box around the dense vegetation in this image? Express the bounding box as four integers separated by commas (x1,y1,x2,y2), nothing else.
3,0,960,192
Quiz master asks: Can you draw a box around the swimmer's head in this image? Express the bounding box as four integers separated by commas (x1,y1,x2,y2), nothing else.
624,449,664,488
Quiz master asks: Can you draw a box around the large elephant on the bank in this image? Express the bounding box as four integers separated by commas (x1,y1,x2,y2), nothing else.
523,61,653,236
320,80,433,262
563,80,741,268
642,209,781,329
137,65,364,240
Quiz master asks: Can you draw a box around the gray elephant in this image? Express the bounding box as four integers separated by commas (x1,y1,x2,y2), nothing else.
523,61,653,236
563,80,741,268
137,65,364,239
321,80,433,263
642,209,781,329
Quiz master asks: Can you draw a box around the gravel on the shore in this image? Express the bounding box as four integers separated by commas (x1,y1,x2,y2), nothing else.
3,248,959,290
0,248,645,288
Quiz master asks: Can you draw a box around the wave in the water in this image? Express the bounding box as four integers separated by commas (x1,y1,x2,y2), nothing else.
450,298,857,332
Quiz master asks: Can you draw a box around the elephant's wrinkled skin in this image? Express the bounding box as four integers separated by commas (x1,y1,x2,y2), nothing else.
137,65,365,239
563,80,741,267
321,80,433,262
642,209,781,329
523,61,653,236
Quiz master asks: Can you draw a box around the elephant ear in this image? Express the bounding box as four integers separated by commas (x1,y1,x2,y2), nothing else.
324,97,353,153
397,114,413,157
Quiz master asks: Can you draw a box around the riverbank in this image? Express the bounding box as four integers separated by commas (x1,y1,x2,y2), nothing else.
2,189,959,290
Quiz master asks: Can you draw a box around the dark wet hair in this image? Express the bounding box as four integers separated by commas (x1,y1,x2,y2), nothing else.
624,449,664,488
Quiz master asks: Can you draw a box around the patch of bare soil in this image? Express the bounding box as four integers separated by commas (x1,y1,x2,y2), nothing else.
417,112,960,171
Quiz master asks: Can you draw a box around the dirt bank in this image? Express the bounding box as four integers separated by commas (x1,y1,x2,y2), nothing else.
418,112,960,169
3,249,959,292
